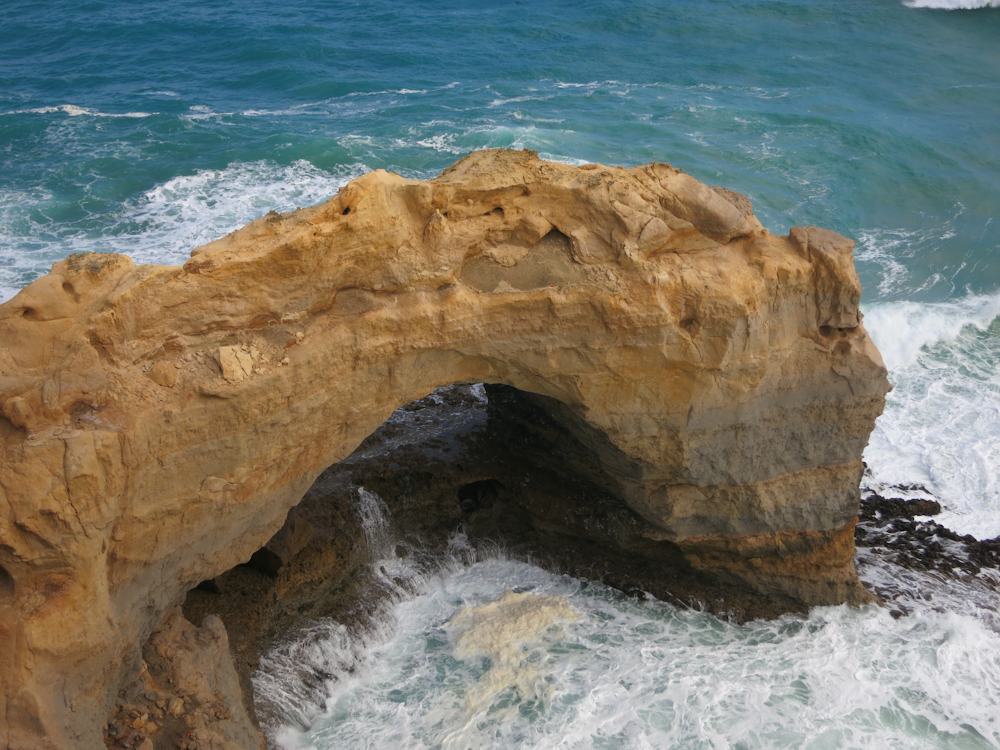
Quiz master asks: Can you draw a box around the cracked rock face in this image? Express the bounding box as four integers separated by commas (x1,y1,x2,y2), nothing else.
0,149,889,749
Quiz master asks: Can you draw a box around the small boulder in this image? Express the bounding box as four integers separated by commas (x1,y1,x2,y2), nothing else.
147,361,178,388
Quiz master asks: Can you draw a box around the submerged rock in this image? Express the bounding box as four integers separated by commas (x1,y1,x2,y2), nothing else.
0,149,889,748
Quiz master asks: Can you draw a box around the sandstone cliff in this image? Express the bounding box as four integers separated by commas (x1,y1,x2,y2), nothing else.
0,149,889,748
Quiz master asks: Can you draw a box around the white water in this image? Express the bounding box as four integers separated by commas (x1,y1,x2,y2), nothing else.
356,488,393,558
447,589,579,714
863,294,1000,539
904,0,999,9
0,104,157,118
263,556,1000,750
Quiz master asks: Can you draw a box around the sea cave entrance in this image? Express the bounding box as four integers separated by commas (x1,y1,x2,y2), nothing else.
181,381,705,734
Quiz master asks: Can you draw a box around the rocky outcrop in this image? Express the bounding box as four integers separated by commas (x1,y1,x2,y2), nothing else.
105,608,265,750
0,149,889,748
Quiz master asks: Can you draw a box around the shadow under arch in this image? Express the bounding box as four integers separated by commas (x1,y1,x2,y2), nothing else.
184,380,748,734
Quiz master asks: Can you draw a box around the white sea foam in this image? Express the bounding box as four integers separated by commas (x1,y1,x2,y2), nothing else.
1,104,156,118
854,228,917,295
554,80,624,89
512,112,566,124
267,557,1000,750
856,546,1000,631
355,488,392,558
239,86,462,118
180,104,237,121
904,0,998,8
863,293,1000,371
0,159,362,303
406,124,583,163
863,293,1000,538
488,95,553,108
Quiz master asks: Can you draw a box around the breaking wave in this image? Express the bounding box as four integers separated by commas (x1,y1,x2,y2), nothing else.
904,0,999,8
863,293,1000,539
263,557,1000,750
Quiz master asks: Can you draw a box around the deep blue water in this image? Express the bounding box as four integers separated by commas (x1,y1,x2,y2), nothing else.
4,3,1000,746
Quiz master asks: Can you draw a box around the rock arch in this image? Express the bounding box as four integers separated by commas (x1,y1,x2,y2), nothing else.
0,149,889,748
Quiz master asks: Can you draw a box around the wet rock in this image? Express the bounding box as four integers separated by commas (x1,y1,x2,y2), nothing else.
457,479,503,513
860,494,942,520
857,493,1000,578
247,508,315,577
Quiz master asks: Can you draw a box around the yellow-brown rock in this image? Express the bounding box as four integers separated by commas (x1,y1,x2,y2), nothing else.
0,149,889,748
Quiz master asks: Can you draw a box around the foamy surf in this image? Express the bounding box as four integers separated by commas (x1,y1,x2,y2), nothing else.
1,104,156,117
265,557,1000,750
904,0,998,8
447,589,578,712
863,294,1000,539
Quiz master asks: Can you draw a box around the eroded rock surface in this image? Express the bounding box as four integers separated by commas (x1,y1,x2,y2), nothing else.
104,608,265,750
0,149,889,748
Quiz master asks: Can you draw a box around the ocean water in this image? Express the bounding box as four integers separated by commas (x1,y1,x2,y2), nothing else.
254,502,1000,750
4,0,1000,747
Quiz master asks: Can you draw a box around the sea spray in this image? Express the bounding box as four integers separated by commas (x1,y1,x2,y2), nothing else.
862,293,1000,371
904,0,999,8
0,160,360,303
355,487,392,559
255,485,509,742
254,488,403,733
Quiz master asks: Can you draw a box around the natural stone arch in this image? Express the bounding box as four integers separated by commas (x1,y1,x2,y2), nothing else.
0,149,889,749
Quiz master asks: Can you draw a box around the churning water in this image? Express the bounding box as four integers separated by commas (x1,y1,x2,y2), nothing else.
260,540,1000,750
4,0,1000,746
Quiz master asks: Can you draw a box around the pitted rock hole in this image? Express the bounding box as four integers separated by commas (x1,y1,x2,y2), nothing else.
459,228,580,292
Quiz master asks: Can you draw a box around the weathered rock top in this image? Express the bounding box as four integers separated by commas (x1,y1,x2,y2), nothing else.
0,149,889,749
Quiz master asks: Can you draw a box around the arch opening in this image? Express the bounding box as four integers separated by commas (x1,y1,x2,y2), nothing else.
184,380,699,732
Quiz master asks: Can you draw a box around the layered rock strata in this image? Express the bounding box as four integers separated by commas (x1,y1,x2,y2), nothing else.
0,149,889,748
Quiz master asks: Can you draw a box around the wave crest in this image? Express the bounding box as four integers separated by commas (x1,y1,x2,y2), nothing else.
904,0,999,9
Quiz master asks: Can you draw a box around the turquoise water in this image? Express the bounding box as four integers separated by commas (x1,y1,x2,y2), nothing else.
3,0,999,300
4,1,1000,747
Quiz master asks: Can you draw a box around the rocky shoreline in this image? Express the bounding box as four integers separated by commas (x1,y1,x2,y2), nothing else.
855,485,1000,618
